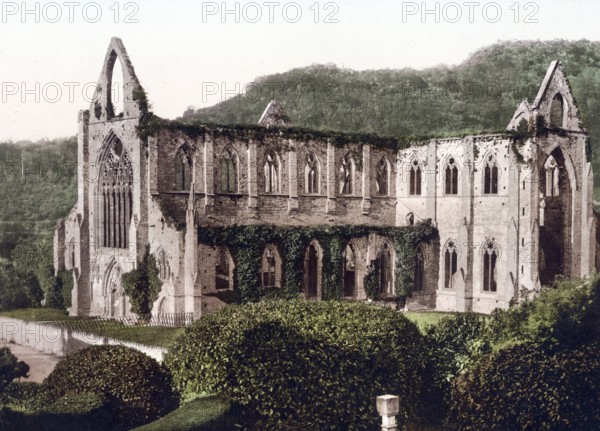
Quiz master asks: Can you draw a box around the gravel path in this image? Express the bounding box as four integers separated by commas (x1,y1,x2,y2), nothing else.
0,340,60,383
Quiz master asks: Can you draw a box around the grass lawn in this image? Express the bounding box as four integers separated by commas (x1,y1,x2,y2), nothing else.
0,308,185,348
403,311,457,333
132,396,238,431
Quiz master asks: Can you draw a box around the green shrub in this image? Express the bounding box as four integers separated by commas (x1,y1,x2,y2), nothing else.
44,345,177,427
448,340,600,431
165,300,428,431
487,273,600,349
5,381,53,412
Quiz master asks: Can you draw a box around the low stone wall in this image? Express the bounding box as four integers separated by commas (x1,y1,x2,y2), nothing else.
0,317,166,362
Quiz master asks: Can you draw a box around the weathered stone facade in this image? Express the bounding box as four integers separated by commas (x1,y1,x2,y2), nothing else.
54,38,597,319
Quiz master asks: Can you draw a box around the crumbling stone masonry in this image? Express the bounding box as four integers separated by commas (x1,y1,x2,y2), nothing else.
54,38,597,319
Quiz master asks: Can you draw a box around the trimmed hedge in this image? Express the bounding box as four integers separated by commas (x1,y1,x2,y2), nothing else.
448,340,600,431
44,345,177,427
164,300,428,431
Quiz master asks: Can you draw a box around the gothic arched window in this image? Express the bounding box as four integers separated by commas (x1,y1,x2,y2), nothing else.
550,93,565,128
544,155,560,197
339,153,354,195
444,241,458,289
305,152,319,194
156,248,170,281
216,247,234,290
264,150,280,194
413,245,425,292
377,242,394,295
261,245,281,288
483,241,498,292
376,156,390,196
343,243,357,297
98,136,133,249
445,157,459,195
483,155,499,194
175,145,192,191
409,160,422,195
220,148,238,193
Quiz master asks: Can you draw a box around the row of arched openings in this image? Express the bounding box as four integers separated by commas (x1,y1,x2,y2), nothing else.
211,241,404,299
408,155,499,196
172,146,394,197
442,240,498,292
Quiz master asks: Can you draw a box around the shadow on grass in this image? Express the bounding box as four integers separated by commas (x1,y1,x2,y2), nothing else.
0,407,124,431
132,396,241,431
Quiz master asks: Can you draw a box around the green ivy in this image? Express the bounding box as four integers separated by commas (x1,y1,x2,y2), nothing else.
199,221,436,302
121,245,162,322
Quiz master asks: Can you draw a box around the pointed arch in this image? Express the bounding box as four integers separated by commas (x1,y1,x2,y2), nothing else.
550,93,566,128
376,155,391,196
264,149,280,194
106,50,125,118
220,147,239,193
261,244,282,288
375,241,394,296
304,152,320,194
155,248,171,281
444,156,459,195
343,242,358,297
303,240,323,300
175,144,193,191
409,157,422,196
102,259,125,317
443,239,459,289
483,153,499,194
481,240,500,292
96,131,133,249
339,152,355,195
91,38,145,121
413,244,425,292
216,246,235,290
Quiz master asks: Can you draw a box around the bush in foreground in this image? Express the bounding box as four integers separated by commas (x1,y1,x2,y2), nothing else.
44,345,177,427
448,340,600,431
165,300,428,431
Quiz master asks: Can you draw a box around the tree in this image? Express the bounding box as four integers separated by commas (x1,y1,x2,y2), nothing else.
121,246,161,322
0,347,29,406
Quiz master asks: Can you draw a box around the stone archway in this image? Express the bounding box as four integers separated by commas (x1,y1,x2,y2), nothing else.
303,241,323,300
539,148,573,284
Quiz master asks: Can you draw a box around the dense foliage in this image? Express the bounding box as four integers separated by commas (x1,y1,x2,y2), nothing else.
184,39,600,184
44,345,177,427
122,246,162,321
0,348,29,405
199,221,436,302
448,340,600,431
487,274,600,349
165,300,428,431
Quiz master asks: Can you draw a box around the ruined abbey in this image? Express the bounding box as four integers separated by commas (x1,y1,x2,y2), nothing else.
54,38,598,320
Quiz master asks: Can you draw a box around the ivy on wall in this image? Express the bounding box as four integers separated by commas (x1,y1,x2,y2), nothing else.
199,221,437,303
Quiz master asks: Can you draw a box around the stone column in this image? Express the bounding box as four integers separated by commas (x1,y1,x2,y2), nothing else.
288,141,299,213
326,142,336,214
362,144,371,214
203,137,214,212
248,140,258,212
426,141,437,225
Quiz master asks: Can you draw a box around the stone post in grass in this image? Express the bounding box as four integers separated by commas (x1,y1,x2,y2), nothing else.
377,395,399,431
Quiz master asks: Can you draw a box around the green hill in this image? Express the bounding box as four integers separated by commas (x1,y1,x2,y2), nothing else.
182,39,600,182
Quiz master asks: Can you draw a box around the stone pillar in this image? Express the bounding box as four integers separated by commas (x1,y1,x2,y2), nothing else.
326,142,336,214
288,141,299,213
203,137,214,211
248,140,258,211
362,144,371,214
376,395,399,431
426,141,437,225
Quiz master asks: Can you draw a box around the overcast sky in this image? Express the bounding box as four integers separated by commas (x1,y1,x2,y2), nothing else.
1,0,599,140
